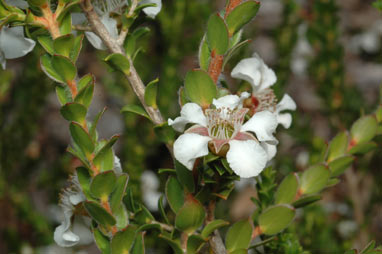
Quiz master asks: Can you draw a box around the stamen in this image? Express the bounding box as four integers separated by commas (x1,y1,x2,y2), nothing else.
252,88,277,113
205,108,248,140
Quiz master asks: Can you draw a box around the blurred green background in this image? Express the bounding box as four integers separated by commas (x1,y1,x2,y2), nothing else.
0,0,381,253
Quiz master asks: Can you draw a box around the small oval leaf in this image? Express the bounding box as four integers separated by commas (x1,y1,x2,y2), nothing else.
259,204,295,235
84,201,116,227
90,170,117,199
226,1,260,36
184,69,217,108
274,173,299,204
300,164,330,195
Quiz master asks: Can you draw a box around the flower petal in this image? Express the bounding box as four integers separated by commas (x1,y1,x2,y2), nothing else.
261,142,277,161
241,111,277,142
173,133,211,170
277,113,292,129
0,26,36,59
227,140,268,178
231,54,276,91
140,0,162,18
213,95,241,109
277,94,296,112
231,57,262,88
54,210,80,247
168,103,207,132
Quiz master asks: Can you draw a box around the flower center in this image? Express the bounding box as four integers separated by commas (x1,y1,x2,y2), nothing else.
245,88,277,114
205,108,248,140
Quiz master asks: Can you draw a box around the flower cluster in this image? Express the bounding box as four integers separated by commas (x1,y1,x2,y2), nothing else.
169,54,296,178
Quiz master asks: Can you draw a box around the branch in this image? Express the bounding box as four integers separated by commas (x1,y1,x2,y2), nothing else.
80,0,165,127
206,199,227,254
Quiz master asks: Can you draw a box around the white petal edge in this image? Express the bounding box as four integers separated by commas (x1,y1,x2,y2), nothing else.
213,95,241,110
277,113,292,129
261,142,277,161
140,0,162,18
173,133,211,170
254,53,277,91
168,103,207,132
54,211,80,247
241,111,278,142
0,26,36,59
231,57,262,88
277,94,296,112
227,140,268,178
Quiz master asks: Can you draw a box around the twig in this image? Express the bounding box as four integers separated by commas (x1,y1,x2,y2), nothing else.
206,199,227,254
72,24,92,31
248,236,276,249
80,0,172,155
151,220,174,232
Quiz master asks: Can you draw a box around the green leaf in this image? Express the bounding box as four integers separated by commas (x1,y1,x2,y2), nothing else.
75,82,94,108
131,232,145,254
144,78,159,109
175,159,195,193
259,204,295,235
225,220,253,252
41,54,64,83
300,164,330,195
105,53,131,75
158,234,183,254
93,228,111,254
184,70,217,107
134,206,155,225
376,105,382,123
175,196,206,234
201,219,229,239
110,173,129,212
76,166,93,200
274,173,299,204
292,195,321,208
121,104,150,120
165,176,184,213
350,115,378,144
187,234,206,254
90,170,117,199
84,201,116,227
37,36,54,55
78,74,94,90
154,123,176,143
136,223,161,233
60,102,87,124
230,249,248,254
69,121,95,156
348,141,377,155
226,1,260,36
223,39,250,69
158,195,170,224
328,155,354,177
51,55,77,82
53,34,75,58
327,131,349,162
71,34,84,62
206,13,229,55
59,12,72,35
326,178,340,188
111,225,137,254
93,135,120,172
114,204,129,230
90,107,107,141
199,35,210,71
56,85,72,105
123,188,139,213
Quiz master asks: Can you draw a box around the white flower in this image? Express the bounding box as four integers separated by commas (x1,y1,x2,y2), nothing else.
169,94,277,178
54,174,86,247
0,26,36,69
139,0,162,18
141,171,163,211
231,53,296,129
